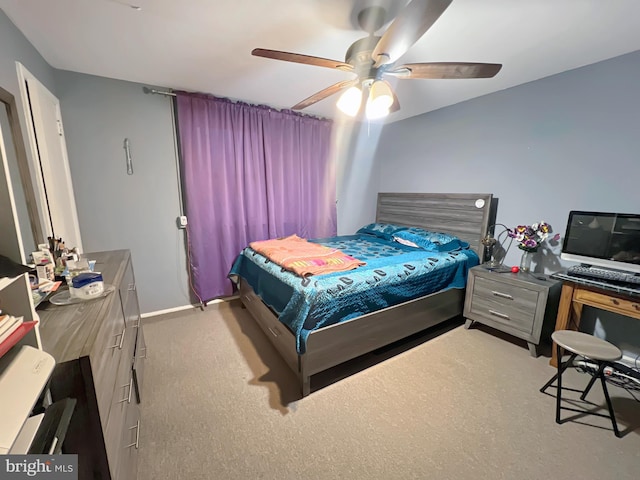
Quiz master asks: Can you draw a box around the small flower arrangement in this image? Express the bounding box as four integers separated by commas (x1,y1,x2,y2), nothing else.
508,221,560,252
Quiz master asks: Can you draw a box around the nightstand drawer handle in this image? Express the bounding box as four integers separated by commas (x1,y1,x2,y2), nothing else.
491,291,513,300
489,309,510,320
611,298,620,306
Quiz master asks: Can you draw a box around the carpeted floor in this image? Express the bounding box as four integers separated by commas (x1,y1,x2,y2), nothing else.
136,301,640,480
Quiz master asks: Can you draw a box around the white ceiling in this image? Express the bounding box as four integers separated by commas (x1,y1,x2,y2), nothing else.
2,0,640,123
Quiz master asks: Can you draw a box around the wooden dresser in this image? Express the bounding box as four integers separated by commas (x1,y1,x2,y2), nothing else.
37,250,146,480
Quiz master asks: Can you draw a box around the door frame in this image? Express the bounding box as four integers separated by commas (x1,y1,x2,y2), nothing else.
16,62,83,252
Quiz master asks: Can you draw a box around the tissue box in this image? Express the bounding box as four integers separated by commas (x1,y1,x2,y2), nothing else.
70,272,104,299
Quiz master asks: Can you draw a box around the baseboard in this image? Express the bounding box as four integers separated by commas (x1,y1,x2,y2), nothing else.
140,295,239,319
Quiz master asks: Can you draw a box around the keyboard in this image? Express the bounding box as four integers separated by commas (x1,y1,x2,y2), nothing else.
552,272,640,296
567,265,640,285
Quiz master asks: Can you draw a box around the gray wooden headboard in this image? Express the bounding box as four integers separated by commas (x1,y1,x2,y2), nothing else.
375,192,493,258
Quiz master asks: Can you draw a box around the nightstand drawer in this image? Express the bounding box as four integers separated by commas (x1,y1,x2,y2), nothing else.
472,276,539,306
468,276,540,334
467,294,537,333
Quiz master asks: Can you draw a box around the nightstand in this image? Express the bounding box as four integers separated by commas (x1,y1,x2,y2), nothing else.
463,265,562,357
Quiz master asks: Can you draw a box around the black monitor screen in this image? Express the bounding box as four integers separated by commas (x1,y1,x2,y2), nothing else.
562,211,640,265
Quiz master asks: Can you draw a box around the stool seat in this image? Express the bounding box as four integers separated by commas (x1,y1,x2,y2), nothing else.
551,330,622,362
542,330,623,437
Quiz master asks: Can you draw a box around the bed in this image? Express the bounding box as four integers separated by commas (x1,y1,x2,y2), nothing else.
230,192,493,396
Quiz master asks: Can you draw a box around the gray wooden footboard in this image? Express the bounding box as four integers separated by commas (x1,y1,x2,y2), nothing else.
237,192,493,397
239,278,463,396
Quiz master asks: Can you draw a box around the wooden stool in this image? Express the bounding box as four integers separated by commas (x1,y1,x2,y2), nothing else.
540,330,623,438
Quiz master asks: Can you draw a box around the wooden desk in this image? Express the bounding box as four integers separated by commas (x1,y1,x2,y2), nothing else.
550,278,640,367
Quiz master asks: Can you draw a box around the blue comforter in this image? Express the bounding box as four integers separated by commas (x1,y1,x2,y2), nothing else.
229,234,479,354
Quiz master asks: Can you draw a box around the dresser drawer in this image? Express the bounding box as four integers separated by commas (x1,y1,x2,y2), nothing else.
90,292,127,426
119,258,135,305
119,260,139,328
122,286,141,331
103,325,136,477
117,401,140,480
132,326,146,404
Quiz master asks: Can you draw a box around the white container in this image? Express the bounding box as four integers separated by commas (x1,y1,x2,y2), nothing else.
69,280,104,300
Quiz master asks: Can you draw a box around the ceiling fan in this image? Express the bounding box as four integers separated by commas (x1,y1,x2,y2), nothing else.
252,0,502,119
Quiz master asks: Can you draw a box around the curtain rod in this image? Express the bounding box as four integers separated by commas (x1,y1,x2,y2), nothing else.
143,86,329,121
142,86,176,97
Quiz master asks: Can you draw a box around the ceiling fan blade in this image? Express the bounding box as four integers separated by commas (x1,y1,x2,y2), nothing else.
372,0,453,68
252,48,354,72
292,79,360,110
386,62,502,79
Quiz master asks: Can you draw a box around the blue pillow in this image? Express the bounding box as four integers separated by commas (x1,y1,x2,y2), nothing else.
393,228,469,252
356,223,408,240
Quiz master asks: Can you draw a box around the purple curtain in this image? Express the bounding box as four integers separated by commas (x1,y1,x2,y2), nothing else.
176,92,336,302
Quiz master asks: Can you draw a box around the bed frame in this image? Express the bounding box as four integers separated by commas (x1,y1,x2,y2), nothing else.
238,192,493,396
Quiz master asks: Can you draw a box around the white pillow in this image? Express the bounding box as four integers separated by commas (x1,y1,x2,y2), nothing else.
393,236,420,248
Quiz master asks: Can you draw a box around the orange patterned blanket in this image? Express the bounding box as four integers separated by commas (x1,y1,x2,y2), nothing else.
249,234,365,277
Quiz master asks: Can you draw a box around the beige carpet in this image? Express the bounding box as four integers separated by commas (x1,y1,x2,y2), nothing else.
136,301,640,480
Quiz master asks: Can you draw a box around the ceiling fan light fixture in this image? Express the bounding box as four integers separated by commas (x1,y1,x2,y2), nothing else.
336,86,363,117
365,80,393,119
252,0,502,117
365,105,390,120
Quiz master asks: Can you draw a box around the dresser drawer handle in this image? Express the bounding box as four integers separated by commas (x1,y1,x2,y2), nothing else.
119,377,133,403
126,420,140,449
108,328,126,349
47,436,59,455
491,291,513,300
634,304,640,311
610,298,620,306
489,309,510,320
137,347,147,359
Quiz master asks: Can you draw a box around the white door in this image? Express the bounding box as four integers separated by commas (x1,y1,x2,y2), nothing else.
17,64,83,253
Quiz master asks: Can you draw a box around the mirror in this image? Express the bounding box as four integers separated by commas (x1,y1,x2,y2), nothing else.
0,85,43,265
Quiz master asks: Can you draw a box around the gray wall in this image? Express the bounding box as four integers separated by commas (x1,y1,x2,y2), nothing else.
53,70,191,314
0,105,23,263
369,50,640,363
335,119,382,235
1,8,190,313
375,50,640,271
0,9,56,262
0,10,56,106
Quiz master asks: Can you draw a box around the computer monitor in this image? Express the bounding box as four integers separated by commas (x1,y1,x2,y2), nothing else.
560,211,640,274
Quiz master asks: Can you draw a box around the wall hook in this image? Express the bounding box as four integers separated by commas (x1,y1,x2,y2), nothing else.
124,138,134,175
